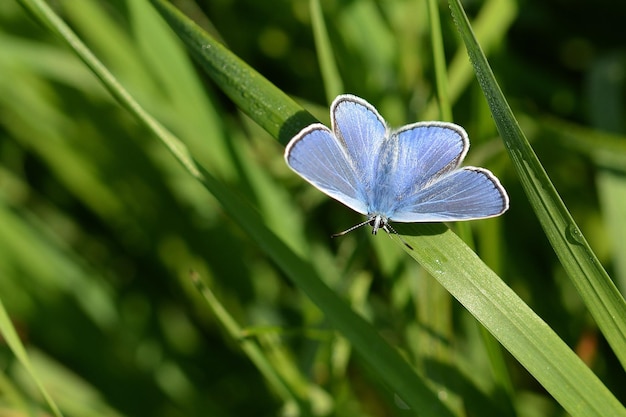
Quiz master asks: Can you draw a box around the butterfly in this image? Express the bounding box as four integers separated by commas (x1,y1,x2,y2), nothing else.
284,94,508,240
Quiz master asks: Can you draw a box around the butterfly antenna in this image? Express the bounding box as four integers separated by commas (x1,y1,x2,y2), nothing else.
331,218,372,238
383,224,414,250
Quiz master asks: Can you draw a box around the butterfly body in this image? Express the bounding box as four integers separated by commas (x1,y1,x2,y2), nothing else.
285,95,508,236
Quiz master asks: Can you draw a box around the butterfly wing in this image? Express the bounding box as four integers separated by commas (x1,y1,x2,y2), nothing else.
372,122,508,221
285,95,388,216
331,95,388,186
284,124,368,215
286,97,508,224
392,167,509,222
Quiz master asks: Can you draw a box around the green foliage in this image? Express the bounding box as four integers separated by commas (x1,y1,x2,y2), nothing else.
1,0,624,416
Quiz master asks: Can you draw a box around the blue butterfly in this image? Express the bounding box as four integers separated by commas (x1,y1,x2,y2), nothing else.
285,94,509,238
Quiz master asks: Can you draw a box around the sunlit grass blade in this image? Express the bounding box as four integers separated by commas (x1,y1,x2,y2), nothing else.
448,0,626,369
151,0,316,146
423,0,517,120
399,222,626,417
139,2,625,416
125,0,236,178
310,0,344,102
424,3,470,414
150,2,626,416
426,0,451,122
0,298,64,417
427,2,516,414
15,0,454,414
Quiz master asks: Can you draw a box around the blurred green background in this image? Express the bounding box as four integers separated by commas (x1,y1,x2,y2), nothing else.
0,0,625,416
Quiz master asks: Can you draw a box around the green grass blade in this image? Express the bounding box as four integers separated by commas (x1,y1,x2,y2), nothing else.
425,3,472,413
597,159,626,295
189,273,303,412
399,223,626,417
16,0,453,414
125,0,235,178
146,2,625,415
149,2,626,416
448,0,626,369
426,0,452,122
150,0,316,146
310,0,344,102
0,298,64,417
428,2,516,414
541,117,626,293
423,0,517,120
18,1,625,416
15,0,200,181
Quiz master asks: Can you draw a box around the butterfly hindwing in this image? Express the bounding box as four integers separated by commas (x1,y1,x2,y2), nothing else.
391,167,509,222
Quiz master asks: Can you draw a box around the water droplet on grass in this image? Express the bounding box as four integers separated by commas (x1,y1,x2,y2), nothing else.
566,224,585,245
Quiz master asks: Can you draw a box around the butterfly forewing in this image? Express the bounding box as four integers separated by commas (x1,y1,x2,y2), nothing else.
285,124,369,215
332,95,387,188
391,122,468,184
369,122,470,216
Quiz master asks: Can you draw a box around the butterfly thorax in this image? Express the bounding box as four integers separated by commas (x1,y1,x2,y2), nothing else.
368,214,389,235
364,136,418,220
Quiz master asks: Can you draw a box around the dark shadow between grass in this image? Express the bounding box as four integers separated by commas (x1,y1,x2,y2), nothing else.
394,222,450,238
278,109,319,146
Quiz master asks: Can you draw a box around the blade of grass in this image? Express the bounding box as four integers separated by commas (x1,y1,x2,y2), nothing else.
18,1,626,416
150,0,317,146
125,0,235,178
310,0,344,102
426,0,452,122
189,272,306,414
539,117,626,294
596,161,626,295
148,2,626,416
0,298,64,417
448,0,626,369
15,0,454,414
423,2,465,414
398,222,626,417
423,0,517,121
428,4,516,414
